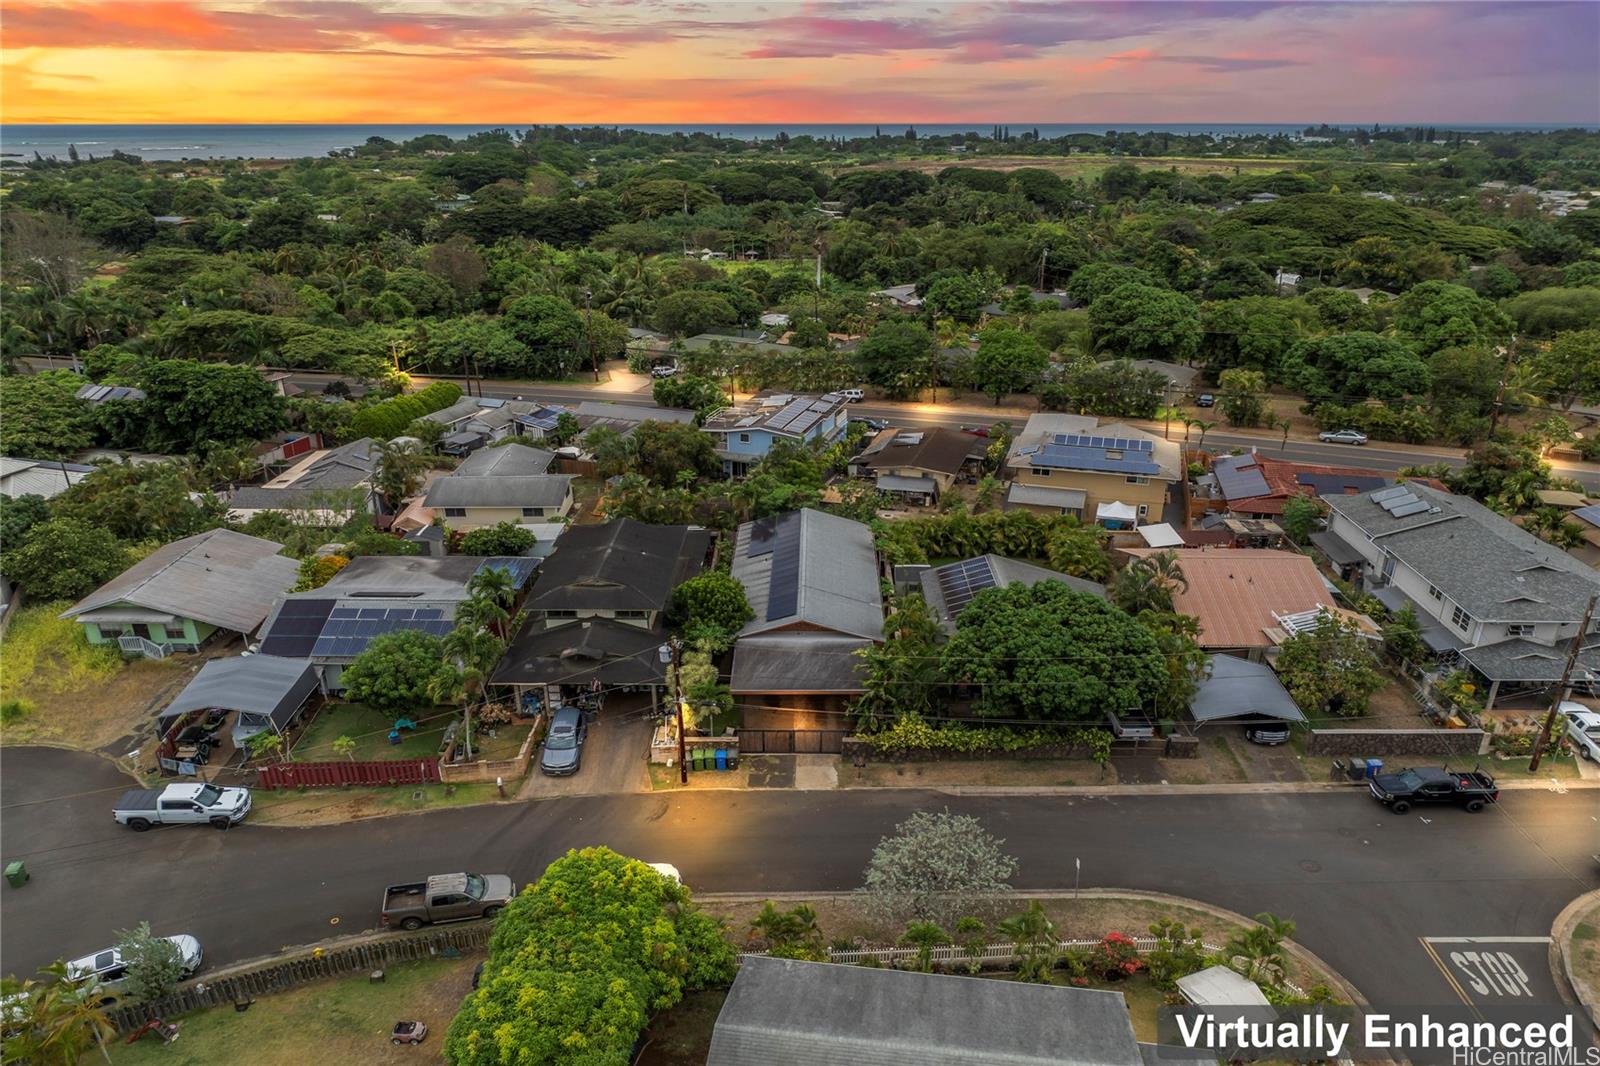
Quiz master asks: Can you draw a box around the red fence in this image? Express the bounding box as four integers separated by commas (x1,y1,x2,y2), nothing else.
256,758,441,790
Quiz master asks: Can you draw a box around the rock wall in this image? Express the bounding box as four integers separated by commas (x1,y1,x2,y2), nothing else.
1306,728,1490,757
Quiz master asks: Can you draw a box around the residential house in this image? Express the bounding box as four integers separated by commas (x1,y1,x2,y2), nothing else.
423,396,567,444
1207,452,1395,518
917,555,1105,635
257,554,538,692
251,430,322,469
1003,414,1182,528
75,383,146,406
702,392,849,477
729,509,883,727
1120,546,1360,661
226,437,380,524
572,401,698,440
422,445,574,529
0,457,93,500
1318,482,1600,706
682,330,792,357
872,284,923,310
706,956,1146,1066
849,427,983,505
60,529,299,658
491,519,711,703
1094,358,1199,395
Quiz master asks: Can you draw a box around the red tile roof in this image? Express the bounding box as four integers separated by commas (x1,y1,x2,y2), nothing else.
1121,547,1334,650
1224,455,1432,515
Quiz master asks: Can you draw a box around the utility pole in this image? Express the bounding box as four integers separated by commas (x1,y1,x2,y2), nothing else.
1487,336,1517,435
659,638,689,784
1529,593,1597,772
583,289,597,382
1037,246,1048,291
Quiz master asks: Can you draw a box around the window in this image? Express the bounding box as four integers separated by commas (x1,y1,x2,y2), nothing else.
443,507,467,518
1381,554,1396,580
614,610,649,620
1137,504,1150,517
1451,604,1473,633
521,507,543,517
1427,585,1442,601
545,610,577,620
1125,475,1150,485
1507,623,1535,638
1030,468,1051,477
738,433,751,443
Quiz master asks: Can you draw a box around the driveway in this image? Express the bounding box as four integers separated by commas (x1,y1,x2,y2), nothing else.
519,713,651,799
3,745,1596,1016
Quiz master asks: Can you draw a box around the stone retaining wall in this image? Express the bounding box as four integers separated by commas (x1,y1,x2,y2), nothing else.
1306,728,1489,757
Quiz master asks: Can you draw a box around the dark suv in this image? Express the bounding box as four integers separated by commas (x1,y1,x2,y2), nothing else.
539,706,587,776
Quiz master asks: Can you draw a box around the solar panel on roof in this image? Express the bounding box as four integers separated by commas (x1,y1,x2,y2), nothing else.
763,515,802,621
414,608,443,621
1388,499,1431,518
330,608,358,619
936,557,999,616
1370,485,1411,503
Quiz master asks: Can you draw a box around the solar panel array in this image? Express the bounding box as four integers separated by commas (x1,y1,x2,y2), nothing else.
310,606,452,659
764,396,839,436
477,556,539,589
1031,432,1161,475
1052,433,1154,453
763,515,803,621
935,557,998,616
745,516,779,558
1572,503,1600,528
515,407,564,432
258,599,336,658
1372,485,1431,518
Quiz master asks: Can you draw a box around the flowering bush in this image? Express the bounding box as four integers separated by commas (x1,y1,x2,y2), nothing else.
1090,931,1144,981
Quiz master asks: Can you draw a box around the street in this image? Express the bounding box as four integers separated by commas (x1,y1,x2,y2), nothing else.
2,746,1596,1014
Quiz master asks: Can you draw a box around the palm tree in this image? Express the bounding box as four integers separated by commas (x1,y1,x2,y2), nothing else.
1276,417,1294,453
899,920,952,973
748,901,824,959
1110,551,1187,615
1193,420,1217,451
1224,912,1295,988
374,439,428,509
1181,417,1197,444
998,901,1058,983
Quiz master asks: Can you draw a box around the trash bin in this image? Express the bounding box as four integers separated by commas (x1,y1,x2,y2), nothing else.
4,861,27,888
1365,758,1384,779
1347,757,1370,781
715,749,728,771
693,749,707,772
727,750,739,769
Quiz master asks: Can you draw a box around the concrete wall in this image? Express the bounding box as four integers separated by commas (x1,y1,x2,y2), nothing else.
1306,728,1490,757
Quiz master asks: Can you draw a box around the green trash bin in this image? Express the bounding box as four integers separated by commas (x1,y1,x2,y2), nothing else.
5,860,27,888
693,749,707,772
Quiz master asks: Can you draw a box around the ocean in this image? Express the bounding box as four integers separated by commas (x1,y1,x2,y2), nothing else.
2,122,1590,162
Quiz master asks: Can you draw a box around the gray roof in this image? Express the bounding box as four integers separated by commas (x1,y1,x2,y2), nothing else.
1190,655,1306,724
1175,965,1273,1007
156,655,317,730
60,529,297,635
704,392,847,438
424,474,573,509
856,427,982,477
573,401,697,426
423,396,544,431
228,438,376,510
455,445,554,476
1458,638,1600,684
919,555,1105,634
491,617,667,687
730,634,872,694
1211,453,1271,500
731,509,883,640
0,457,94,499
1005,482,1087,510
320,554,487,598
526,519,710,613
707,956,1144,1066
1323,482,1600,622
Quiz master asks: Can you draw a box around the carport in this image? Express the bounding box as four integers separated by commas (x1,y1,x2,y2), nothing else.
1189,654,1307,729
157,654,319,750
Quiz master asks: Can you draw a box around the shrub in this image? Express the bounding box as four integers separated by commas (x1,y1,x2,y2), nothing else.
0,603,121,701
864,717,1113,763
349,380,462,440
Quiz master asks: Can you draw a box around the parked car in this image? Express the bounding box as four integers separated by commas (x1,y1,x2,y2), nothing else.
849,417,887,433
1318,428,1369,446
1195,393,1216,408
1244,724,1291,746
1105,711,1156,740
114,783,251,831
840,388,865,403
648,862,682,884
381,872,516,931
1369,766,1498,813
959,424,991,438
1562,702,1600,761
539,705,588,776
67,935,203,1002
650,363,678,378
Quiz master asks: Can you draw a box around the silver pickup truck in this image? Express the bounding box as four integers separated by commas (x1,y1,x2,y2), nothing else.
381,872,516,930
113,783,252,831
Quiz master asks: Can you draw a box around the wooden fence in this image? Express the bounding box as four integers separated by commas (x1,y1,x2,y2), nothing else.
107,924,492,1034
256,757,441,790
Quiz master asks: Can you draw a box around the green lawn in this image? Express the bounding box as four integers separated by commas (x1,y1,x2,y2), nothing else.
293,703,450,762
112,956,479,1065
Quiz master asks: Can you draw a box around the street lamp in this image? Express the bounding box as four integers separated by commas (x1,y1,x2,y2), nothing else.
658,638,688,784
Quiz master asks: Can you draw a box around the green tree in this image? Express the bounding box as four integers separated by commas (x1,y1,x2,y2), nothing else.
373,439,428,509
340,629,453,714
549,412,583,447
1393,281,1513,356
856,320,936,399
972,324,1048,404
1382,604,1427,664
998,901,1058,983
1217,367,1267,427
1534,329,1600,410
113,921,187,1003
0,371,98,458
1202,256,1274,300
1,960,116,1066
501,294,582,376
1427,346,1501,419
749,901,826,961
1280,332,1431,405
857,809,1017,928
942,582,1167,722
855,592,945,726
0,518,127,601
1044,521,1110,580
51,461,220,543
459,522,536,557
1066,263,1158,306
1278,494,1324,545
922,273,987,324
0,494,51,565
653,289,739,338
899,920,952,973
630,420,720,487
446,847,734,1066
1087,283,1201,363
651,373,726,417
669,570,752,641
1503,287,1600,338
124,359,287,455
1275,614,1385,717
1109,551,1188,615
1224,913,1295,988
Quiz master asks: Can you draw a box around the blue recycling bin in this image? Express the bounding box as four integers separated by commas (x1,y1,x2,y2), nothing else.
715,749,728,771
1365,758,1384,779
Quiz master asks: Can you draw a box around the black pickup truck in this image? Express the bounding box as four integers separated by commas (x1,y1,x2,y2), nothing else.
1369,766,1499,813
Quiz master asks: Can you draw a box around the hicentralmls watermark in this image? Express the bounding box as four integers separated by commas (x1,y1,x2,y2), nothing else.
1155,1005,1600,1064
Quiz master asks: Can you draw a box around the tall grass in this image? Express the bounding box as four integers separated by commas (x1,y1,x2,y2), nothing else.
0,602,122,700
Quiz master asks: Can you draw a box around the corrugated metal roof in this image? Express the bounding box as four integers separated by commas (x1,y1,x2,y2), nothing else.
1005,483,1087,509
157,655,317,729
1122,547,1333,650
1191,655,1305,724
730,634,871,693
60,529,298,635
731,509,882,641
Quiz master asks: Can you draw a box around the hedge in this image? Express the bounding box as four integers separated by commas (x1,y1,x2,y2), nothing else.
865,717,1113,762
350,381,463,440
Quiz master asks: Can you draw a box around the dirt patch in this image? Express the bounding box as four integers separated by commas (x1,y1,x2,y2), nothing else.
248,781,509,826
637,988,727,1066
3,656,194,753
840,758,1116,788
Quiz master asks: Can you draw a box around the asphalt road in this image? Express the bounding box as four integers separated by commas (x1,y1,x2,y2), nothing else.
3,746,1596,1013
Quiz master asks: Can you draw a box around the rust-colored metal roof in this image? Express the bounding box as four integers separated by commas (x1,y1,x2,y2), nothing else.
1122,547,1333,650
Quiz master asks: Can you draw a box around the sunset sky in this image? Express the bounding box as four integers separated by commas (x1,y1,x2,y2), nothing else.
3,1,1597,126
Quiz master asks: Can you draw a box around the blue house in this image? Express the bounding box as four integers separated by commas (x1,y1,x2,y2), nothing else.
701,392,849,476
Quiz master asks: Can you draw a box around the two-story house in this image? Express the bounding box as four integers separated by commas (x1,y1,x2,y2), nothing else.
701,392,849,477
1320,482,1600,707
422,445,575,530
491,519,712,706
1003,414,1182,528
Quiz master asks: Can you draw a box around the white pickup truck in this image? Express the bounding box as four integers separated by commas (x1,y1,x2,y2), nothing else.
114,783,252,831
